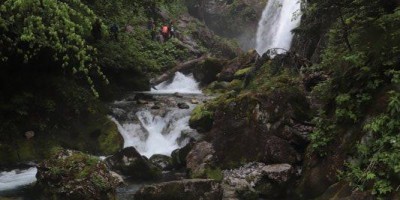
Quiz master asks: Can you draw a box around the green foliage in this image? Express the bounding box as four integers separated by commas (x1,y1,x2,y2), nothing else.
0,0,107,96
303,0,400,197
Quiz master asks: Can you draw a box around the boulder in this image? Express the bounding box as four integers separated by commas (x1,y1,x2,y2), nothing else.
205,88,311,168
134,179,223,200
222,162,295,199
186,141,216,177
189,105,214,133
177,102,190,109
149,154,173,171
177,129,202,146
171,142,194,169
105,147,161,180
190,99,199,104
36,149,118,199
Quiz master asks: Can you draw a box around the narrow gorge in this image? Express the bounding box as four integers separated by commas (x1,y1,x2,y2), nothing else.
1,0,400,199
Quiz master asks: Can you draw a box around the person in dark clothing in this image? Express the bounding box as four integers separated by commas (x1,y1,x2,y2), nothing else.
91,19,102,41
147,19,156,40
110,23,119,41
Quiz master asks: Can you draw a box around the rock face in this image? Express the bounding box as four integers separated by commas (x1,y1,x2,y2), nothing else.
222,162,295,199
105,147,161,180
207,90,311,168
134,179,223,200
186,141,216,177
185,0,268,50
171,142,194,169
149,154,173,170
36,149,118,199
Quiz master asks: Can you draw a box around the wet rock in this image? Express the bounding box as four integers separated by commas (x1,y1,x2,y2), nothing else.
137,99,148,104
36,149,118,199
171,142,194,169
222,162,295,199
24,131,35,139
134,179,223,200
177,102,190,109
151,105,161,110
186,141,216,177
134,93,155,101
110,171,125,186
149,154,173,170
174,92,183,98
191,99,199,104
105,147,161,180
177,129,202,145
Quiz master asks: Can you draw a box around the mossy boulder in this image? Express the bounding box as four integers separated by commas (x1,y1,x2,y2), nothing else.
189,105,214,133
35,149,118,200
105,147,161,180
191,58,226,87
134,179,223,200
234,67,252,79
149,154,173,171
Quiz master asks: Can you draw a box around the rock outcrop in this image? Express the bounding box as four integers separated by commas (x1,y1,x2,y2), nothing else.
105,147,161,180
36,149,118,199
134,179,223,200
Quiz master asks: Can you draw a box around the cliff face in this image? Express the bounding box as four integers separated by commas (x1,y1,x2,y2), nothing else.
184,0,268,50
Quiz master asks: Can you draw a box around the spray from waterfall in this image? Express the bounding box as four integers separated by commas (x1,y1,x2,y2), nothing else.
256,0,301,55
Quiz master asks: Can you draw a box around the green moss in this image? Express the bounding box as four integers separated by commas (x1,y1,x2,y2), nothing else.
98,118,122,155
234,67,252,79
205,168,223,181
189,105,214,132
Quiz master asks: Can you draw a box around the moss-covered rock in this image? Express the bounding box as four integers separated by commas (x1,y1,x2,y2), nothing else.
234,67,252,79
35,149,118,200
189,105,214,133
105,147,161,180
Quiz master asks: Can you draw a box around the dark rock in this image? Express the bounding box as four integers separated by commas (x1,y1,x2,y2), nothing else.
177,102,190,109
177,129,202,146
205,88,311,168
186,141,216,177
151,105,160,110
134,179,223,200
171,142,194,169
174,92,183,98
36,149,118,199
191,58,225,86
149,154,173,171
105,147,161,180
134,93,155,101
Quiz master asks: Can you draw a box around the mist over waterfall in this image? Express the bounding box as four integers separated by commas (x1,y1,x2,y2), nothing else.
256,0,301,55
111,73,203,158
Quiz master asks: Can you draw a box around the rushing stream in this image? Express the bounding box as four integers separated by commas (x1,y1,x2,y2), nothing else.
110,72,204,159
256,0,302,55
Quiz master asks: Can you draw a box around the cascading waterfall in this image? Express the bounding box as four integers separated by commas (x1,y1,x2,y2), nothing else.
0,167,37,192
111,72,202,158
151,72,202,94
256,0,302,55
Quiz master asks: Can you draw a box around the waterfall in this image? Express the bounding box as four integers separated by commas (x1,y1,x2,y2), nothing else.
0,167,37,192
111,72,202,158
151,72,202,94
256,0,301,55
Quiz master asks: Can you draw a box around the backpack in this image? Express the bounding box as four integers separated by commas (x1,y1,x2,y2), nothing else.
162,26,169,33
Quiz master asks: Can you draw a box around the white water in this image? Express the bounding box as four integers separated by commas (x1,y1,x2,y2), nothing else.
112,109,193,158
0,167,37,192
256,0,301,55
151,72,201,94
111,72,201,158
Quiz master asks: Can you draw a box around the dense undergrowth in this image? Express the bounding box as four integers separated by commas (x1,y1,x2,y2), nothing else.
295,0,400,197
